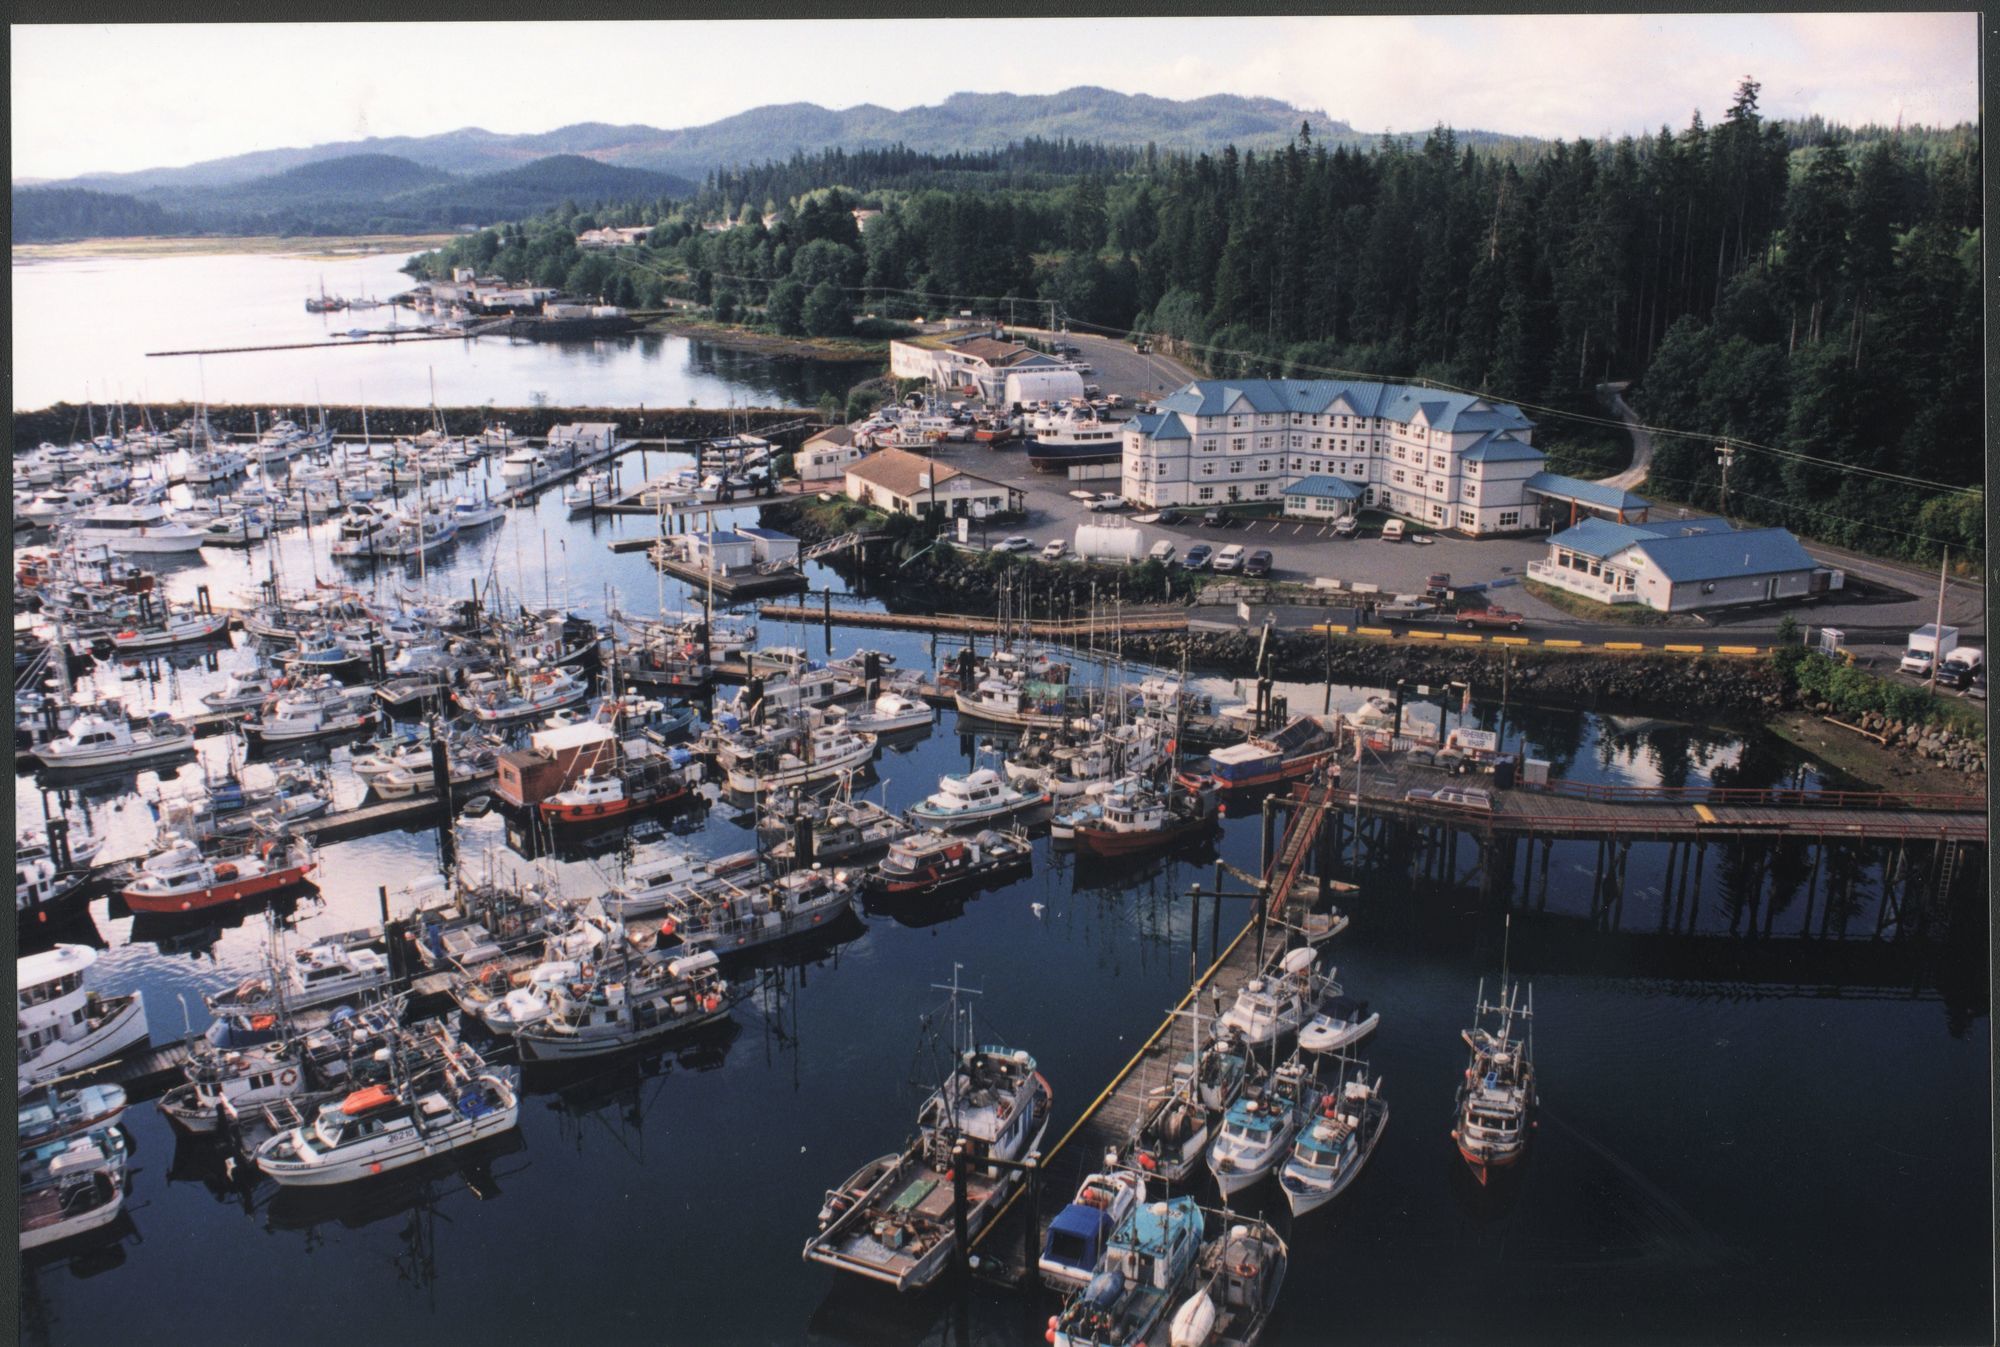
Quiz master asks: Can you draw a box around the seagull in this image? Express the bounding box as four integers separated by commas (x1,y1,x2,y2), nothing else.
1030,902,1046,918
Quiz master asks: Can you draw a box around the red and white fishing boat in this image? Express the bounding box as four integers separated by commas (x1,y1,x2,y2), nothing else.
1071,776,1219,859
539,763,691,825
121,835,318,913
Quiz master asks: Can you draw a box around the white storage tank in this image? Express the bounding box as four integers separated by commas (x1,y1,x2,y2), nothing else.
1073,523,1144,564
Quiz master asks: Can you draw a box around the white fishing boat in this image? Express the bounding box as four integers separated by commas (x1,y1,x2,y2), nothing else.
206,939,391,1017
200,511,270,547
253,1035,519,1187
1168,1217,1290,1347
1452,956,1535,1186
563,470,616,512
1279,1068,1388,1217
17,945,150,1091
454,666,590,723
843,691,934,735
184,449,250,483
20,1129,128,1250
200,664,285,713
108,608,231,652
245,681,375,744
907,767,1044,828
513,948,731,1062
31,709,195,770
371,506,459,559
1217,947,1328,1048
1049,1196,1206,1347
18,1084,128,1150
499,448,548,486
1206,1055,1315,1198
608,845,763,918
449,493,506,529
1296,994,1380,1054
1038,1167,1148,1291
724,724,876,794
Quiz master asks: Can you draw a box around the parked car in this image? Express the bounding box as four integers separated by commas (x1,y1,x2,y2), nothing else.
1148,540,1177,564
1157,508,1183,525
1180,543,1213,570
1089,496,1129,513
1212,544,1247,574
1380,519,1406,542
1201,509,1230,528
1455,608,1527,632
1042,539,1068,561
992,536,1034,554
1242,549,1274,578
1330,516,1358,537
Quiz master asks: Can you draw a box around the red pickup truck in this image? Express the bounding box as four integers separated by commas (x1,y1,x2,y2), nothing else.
1453,608,1527,632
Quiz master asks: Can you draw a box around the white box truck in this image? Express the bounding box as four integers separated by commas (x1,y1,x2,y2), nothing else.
1900,624,1959,675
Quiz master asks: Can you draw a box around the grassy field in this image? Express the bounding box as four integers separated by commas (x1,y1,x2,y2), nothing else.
12,233,459,262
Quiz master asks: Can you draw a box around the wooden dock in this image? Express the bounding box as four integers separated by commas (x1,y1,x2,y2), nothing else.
755,603,1190,637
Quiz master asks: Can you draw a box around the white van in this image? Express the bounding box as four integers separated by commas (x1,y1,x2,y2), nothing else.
1148,540,1176,564
1212,544,1247,573
1380,519,1406,542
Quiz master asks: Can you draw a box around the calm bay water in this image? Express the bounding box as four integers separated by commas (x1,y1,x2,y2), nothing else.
11,248,859,411
14,262,1993,1344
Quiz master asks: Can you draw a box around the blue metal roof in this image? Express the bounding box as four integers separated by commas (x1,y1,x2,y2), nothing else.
1155,379,1533,434
1522,472,1650,512
1460,432,1545,464
1281,475,1362,500
1117,1195,1200,1255
694,530,754,545
1630,527,1818,583
735,526,796,542
1546,518,1659,557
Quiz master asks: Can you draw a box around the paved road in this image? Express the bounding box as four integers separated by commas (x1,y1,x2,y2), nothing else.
1597,384,1653,492
1010,325,1197,403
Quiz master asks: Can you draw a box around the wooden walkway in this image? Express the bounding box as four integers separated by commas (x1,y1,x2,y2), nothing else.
972,775,1342,1285
756,603,1189,637
1341,759,1987,843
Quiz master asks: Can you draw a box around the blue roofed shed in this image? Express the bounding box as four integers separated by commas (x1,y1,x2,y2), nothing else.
1523,471,1651,525
1281,474,1363,519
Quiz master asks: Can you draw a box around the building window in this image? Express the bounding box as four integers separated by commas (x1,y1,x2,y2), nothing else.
1230,438,1247,453
1392,469,1406,485
1198,486,1216,502
1256,459,1271,474
1254,482,1271,497
1466,462,1479,475
1228,461,1244,475
1200,462,1216,477
1290,435,1302,449
1458,509,1476,528
1499,511,1519,527
1465,484,1478,500
1393,446,1405,462
1433,454,1446,469
1431,504,1447,522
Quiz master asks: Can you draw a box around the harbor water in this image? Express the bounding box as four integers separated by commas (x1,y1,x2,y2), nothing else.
14,295,1993,1345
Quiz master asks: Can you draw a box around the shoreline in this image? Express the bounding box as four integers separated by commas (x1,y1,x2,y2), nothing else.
641,316,888,365
12,233,458,262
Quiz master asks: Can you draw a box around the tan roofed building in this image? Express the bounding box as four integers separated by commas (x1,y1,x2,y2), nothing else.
843,447,1023,520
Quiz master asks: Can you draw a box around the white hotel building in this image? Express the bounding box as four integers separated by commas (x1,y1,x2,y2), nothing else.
1121,379,1546,536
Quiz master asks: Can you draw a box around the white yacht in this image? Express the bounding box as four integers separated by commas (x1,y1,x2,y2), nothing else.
724,724,876,794
18,945,150,1091
449,493,506,529
1218,947,1327,1048
20,1129,128,1250
245,681,375,744
31,710,195,771
68,500,207,554
907,767,1044,828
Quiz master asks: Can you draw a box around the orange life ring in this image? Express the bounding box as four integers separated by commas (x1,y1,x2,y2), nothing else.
279,1068,298,1086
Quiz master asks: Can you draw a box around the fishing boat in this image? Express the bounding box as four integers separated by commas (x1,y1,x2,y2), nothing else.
661,864,857,955
371,505,459,559
276,629,369,673
31,709,195,770
1191,1026,1262,1114
608,845,763,919
907,767,1044,828
184,448,250,483
1038,1167,1148,1291
1452,950,1535,1185
1206,1055,1315,1197
108,607,231,652
371,743,498,800
244,680,375,744
157,1001,405,1134
499,448,548,486
17,945,150,1091
1217,947,1328,1048
18,1084,128,1150
953,673,1086,729
20,1129,128,1250
120,836,318,914
199,511,270,548
454,665,590,723
1167,1216,1290,1347
724,723,875,795
766,797,911,865
449,493,506,530
861,828,1033,898
539,755,692,826
1024,406,1126,473
1279,1067,1388,1216
16,854,91,920
1186,715,1343,794
1049,1196,1205,1347
1120,1060,1211,1184
200,664,285,713
804,973,1052,1292
563,470,616,512
842,691,933,735
1296,995,1380,1055
206,938,391,1017
330,503,395,556
512,948,731,1062
1072,776,1219,859
252,1032,519,1187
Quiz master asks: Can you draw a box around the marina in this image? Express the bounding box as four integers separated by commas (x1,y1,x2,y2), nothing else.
12,265,1991,1346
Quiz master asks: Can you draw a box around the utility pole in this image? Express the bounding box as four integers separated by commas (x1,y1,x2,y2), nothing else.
1928,546,1948,692
1714,444,1735,520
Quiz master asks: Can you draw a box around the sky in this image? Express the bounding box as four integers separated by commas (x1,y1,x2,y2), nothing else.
10,14,1981,182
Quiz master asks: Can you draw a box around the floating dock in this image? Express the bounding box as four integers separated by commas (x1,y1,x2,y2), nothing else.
755,602,1189,636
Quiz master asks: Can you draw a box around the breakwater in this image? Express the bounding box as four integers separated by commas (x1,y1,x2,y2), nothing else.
12,401,813,450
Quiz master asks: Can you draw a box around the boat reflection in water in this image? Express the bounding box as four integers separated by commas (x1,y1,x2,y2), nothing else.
541,1018,745,1131
259,1128,529,1235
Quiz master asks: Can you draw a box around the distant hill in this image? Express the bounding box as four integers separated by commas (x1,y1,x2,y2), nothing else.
39,89,1378,194
12,153,696,242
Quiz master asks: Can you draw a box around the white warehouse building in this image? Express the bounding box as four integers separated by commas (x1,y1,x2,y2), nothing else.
1121,379,1545,536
